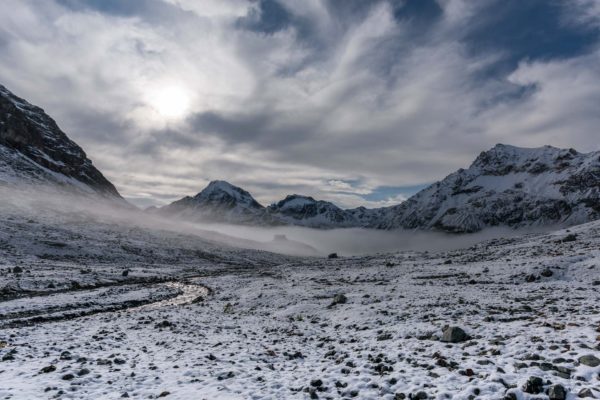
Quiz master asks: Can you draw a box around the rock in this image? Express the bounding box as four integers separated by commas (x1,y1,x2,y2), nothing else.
541,269,554,277
578,388,596,398
223,303,234,314
441,326,469,343
40,365,56,373
412,392,428,400
330,293,347,307
61,373,75,381
12,266,23,274
377,333,392,341
310,379,323,387
579,354,600,367
158,391,170,397
522,376,543,394
548,384,567,400
561,234,578,242
122,270,129,277
525,274,538,283
217,371,234,380
328,253,338,259
155,320,174,329
2,349,16,361
77,368,90,376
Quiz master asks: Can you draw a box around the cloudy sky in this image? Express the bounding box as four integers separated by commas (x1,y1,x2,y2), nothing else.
1,0,599,208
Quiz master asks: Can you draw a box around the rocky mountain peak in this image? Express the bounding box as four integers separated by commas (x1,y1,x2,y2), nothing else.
471,144,582,176
193,180,263,209
0,84,122,198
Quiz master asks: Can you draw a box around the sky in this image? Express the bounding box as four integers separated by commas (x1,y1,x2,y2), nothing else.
0,0,599,209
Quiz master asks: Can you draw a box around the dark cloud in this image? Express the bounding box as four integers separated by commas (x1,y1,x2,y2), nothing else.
236,0,291,34
55,0,195,23
390,0,443,25
462,0,600,75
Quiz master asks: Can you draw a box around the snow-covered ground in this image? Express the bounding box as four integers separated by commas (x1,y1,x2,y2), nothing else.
0,189,599,399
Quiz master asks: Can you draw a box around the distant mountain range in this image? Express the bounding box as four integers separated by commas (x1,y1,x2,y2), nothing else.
1,83,599,233
159,145,600,232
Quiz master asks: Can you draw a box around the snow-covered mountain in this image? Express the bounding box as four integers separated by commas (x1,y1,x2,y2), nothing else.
159,180,275,224
266,195,362,228
379,144,600,232
0,84,122,199
162,144,600,232
161,183,382,228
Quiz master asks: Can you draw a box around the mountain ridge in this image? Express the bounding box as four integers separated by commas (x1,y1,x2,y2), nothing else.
160,143,600,232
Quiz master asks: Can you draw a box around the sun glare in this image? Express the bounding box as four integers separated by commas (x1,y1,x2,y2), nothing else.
148,85,191,119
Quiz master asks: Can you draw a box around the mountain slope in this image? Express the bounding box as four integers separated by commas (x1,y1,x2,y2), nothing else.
0,84,121,198
379,144,600,232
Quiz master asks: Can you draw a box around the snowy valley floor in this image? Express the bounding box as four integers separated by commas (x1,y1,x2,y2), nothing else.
0,205,599,399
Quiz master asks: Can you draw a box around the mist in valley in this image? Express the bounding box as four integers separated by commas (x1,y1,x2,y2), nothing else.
0,184,557,258
194,222,554,256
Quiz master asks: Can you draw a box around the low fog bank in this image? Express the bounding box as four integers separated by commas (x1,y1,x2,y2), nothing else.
0,184,558,257
190,223,555,256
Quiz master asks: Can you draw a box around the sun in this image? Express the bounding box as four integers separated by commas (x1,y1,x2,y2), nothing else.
148,85,191,119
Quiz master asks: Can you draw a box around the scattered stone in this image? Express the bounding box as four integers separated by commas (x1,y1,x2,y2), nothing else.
578,388,595,398
548,384,567,400
525,274,538,283
579,354,600,367
2,349,16,361
217,371,234,380
310,379,323,387
155,320,174,329
441,326,469,343
522,376,543,394
330,293,347,307
40,365,56,373
328,253,338,259
541,269,554,277
560,234,578,242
